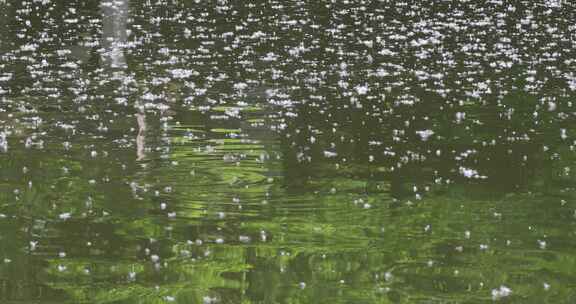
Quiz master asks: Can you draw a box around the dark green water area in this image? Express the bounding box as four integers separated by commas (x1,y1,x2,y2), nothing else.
0,0,575,303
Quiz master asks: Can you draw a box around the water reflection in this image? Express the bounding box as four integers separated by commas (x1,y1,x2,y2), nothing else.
101,0,128,69
136,110,146,161
0,0,575,303
101,0,148,162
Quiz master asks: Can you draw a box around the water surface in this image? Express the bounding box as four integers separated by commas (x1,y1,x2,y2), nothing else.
0,1,576,303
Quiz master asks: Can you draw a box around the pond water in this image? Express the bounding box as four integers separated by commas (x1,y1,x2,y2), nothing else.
0,0,575,303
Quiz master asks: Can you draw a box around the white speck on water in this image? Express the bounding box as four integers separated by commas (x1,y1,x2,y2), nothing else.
491,285,512,300
355,84,369,95
416,129,434,141
168,68,195,79
203,296,218,304
560,128,567,140
537,239,547,249
384,272,393,281
323,150,337,158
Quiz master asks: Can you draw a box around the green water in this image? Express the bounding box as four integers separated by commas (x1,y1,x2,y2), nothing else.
0,1,575,303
